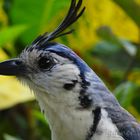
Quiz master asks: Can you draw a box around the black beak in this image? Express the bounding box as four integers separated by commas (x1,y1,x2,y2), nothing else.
0,58,26,76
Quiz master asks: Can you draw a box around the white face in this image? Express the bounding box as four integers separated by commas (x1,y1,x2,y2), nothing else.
19,48,82,99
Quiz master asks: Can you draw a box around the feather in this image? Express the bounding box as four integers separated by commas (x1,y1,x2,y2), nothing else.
32,0,85,46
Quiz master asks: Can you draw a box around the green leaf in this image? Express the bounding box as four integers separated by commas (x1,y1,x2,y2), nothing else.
96,26,137,56
0,25,27,47
114,82,139,108
96,26,121,46
120,40,137,57
10,0,69,44
33,110,48,125
4,134,22,140
112,0,140,27
93,41,132,71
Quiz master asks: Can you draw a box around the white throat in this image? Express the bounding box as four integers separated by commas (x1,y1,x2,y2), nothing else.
34,91,93,140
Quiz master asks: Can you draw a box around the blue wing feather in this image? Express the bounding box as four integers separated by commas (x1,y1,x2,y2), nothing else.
106,107,140,140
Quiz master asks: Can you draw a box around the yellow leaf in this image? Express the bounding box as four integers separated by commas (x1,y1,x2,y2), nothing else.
64,0,139,51
0,49,8,60
0,76,34,110
0,39,34,110
0,0,8,27
128,106,140,121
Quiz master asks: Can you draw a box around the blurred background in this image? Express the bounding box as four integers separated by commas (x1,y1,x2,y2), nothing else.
0,0,140,139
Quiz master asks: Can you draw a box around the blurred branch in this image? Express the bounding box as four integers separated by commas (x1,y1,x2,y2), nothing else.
123,27,140,81
122,55,136,82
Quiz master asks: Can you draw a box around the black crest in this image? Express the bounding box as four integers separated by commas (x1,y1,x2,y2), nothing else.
32,0,85,46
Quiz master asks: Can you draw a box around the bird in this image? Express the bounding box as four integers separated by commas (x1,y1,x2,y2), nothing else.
0,0,140,140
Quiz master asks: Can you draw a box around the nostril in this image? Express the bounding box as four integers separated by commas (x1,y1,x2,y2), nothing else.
14,60,23,66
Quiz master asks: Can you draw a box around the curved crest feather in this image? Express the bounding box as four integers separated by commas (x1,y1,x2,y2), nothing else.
32,0,85,46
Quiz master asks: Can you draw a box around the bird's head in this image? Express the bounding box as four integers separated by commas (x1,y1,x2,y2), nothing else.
18,42,90,96
0,1,124,140
0,0,93,108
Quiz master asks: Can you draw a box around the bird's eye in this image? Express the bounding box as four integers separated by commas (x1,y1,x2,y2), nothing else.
38,57,54,70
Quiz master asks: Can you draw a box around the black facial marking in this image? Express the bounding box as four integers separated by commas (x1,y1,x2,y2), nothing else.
80,80,90,95
79,72,92,108
63,80,78,90
44,46,92,108
79,95,92,108
86,107,101,140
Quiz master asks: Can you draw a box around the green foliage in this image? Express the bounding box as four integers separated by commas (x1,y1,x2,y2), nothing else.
0,25,27,47
10,0,69,43
115,82,139,108
4,134,21,140
0,0,140,139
